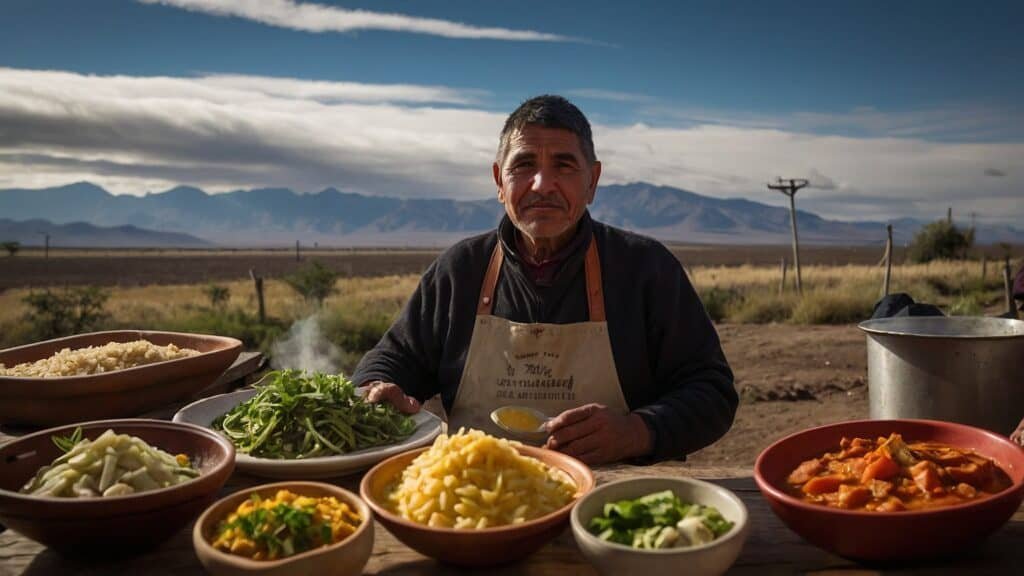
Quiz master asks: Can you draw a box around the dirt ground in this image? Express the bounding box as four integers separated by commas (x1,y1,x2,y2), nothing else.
686,323,869,467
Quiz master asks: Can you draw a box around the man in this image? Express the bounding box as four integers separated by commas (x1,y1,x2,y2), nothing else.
353,95,737,465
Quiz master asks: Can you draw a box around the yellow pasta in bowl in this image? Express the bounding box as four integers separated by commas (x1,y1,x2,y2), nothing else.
386,429,577,529
360,428,594,566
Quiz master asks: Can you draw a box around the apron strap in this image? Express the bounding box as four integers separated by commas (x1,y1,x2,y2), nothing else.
477,234,606,321
584,238,606,322
477,241,505,315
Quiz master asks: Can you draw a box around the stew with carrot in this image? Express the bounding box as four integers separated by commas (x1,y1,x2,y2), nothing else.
786,433,1012,511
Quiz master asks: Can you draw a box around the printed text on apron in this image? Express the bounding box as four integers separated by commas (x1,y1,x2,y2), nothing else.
447,235,629,438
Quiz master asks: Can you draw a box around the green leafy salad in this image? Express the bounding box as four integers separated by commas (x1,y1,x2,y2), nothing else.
587,490,734,549
213,370,417,459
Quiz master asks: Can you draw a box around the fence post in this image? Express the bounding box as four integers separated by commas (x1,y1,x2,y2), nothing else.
981,255,987,281
249,268,266,323
1004,257,1016,318
883,224,893,297
779,257,787,295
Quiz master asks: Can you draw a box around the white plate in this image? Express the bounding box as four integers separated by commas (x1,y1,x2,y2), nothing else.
173,389,443,479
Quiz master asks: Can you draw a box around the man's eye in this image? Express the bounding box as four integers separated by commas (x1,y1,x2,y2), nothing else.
558,162,578,172
510,162,535,173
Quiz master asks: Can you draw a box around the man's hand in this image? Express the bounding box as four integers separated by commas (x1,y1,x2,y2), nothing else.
363,381,421,414
544,403,653,465
1011,416,1024,447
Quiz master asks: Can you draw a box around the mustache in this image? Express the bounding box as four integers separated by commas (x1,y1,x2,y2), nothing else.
519,195,567,209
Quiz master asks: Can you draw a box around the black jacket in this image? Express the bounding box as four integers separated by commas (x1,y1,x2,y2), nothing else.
353,212,738,462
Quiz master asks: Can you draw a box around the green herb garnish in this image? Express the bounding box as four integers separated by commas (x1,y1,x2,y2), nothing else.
587,490,734,549
218,495,327,559
213,370,417,459
52,426,83,453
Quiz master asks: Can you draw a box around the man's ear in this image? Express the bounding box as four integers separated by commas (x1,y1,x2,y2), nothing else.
586,161,602,204
493,162,506,203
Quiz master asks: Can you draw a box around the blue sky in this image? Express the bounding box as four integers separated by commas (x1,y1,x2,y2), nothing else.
1,0,1021,223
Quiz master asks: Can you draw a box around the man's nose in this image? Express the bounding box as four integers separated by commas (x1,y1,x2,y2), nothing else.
530,164,559,193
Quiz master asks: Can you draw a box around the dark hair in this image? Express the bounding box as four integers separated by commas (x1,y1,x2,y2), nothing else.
496,95,596,165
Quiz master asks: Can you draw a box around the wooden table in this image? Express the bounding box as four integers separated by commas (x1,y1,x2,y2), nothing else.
2,356,1022,574
1,463,1021,576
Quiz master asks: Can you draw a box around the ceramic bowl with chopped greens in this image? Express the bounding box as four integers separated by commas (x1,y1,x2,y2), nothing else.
571,477,749,576
193,481,373,576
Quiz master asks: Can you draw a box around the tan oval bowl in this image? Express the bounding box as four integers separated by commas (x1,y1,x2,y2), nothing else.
193,481,374,576
0,419,235,556
360,444,595,567
0,330,242,426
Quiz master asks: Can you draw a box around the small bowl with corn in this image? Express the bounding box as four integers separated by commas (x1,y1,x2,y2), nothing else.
359,429,594,566
192,481,373,576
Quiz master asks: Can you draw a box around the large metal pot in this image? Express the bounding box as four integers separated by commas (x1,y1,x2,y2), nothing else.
858,317,1024,435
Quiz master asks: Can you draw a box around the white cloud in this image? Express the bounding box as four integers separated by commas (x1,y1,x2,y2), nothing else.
0,67,501,198
637,103,1024,142
137,0,577,42
593,123,1024,222
200,74,486,105
1,67,1022,224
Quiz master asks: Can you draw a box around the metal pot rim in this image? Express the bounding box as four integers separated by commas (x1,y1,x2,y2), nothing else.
858,316,1024,340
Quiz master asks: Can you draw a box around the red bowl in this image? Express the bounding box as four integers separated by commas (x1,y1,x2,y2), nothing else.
754,418,1024,561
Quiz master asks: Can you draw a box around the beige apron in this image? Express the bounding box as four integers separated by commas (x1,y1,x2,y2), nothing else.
447,234,629,439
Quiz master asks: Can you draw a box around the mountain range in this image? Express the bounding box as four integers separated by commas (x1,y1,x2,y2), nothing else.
0,218,208,248
1,181,1021,247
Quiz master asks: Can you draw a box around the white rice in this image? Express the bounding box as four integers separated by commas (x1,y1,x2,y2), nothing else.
0,339,200,377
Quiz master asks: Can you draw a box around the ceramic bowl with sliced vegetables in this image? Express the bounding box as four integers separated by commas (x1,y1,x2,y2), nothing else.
0,418,234,556
193,481,373,576
570,477,749,576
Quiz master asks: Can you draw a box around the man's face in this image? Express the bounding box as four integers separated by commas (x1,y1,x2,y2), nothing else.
493,125,601,246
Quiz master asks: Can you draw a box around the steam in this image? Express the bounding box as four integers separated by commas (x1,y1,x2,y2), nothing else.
270,314,343,374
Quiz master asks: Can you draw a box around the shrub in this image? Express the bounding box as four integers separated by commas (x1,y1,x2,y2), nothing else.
727,293,796,324
284,260,338,307
906,220,974,263
319,307,394,354
159,310,286,352
790,291,875,325
22,286,110,339
698,287,741,323
0,319,39,349
203,284,231,309
948,294,984,316
2,241,19,257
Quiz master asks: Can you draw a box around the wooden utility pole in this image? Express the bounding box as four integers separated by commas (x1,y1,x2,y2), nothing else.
982,254,987,280
767,178,809,295
295,240,301,262
947,207,952,224
883,224,893,297
249,268,266,323
779,257,787,295
38,232,50,259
